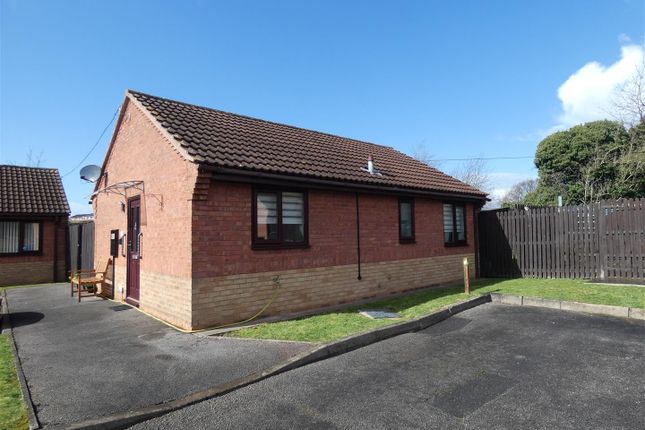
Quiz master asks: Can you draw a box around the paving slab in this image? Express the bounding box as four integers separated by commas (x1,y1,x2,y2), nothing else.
130,304,645,430
5,284,311,427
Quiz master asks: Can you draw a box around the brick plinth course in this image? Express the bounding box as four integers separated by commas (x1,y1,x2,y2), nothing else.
192,254,475,329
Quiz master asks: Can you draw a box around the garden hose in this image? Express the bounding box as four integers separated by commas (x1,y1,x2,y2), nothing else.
203,274,283,331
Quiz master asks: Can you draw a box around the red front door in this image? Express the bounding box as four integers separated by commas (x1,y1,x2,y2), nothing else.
126,197,141,305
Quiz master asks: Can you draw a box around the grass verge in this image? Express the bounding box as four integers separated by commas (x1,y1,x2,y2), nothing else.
0,335,28,430
471,278,644,309
227,286,470,342
226,278,644,343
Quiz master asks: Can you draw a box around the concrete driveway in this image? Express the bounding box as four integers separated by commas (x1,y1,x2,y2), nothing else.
130,304,645,430
4,283,311,427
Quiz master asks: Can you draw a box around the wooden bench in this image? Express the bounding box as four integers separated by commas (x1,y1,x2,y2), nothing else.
70,260,108,302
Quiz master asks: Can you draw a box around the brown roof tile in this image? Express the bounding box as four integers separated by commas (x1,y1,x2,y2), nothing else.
128,90,486,198
0,165,70,215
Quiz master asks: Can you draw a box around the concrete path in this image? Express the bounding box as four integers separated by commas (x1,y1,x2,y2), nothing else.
130,304,645,430
5,284,311,427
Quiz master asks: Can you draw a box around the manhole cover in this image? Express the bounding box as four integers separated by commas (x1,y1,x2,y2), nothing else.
110,305,132,312
359,309,402,319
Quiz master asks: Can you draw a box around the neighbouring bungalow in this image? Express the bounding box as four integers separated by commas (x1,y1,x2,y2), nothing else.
0,165,70,286
93,90,487,330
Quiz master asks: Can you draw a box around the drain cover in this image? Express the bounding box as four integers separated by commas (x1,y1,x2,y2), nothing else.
359,309,402,319
110,305,132,312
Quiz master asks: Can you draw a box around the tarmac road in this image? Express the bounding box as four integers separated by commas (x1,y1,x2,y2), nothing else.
130,303,645,430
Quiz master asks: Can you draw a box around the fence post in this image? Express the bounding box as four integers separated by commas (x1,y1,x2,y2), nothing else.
597,201,606,281
463,257,470,294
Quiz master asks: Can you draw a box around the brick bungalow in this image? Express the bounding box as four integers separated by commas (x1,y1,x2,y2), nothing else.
0,165,70,286
93,90,487,330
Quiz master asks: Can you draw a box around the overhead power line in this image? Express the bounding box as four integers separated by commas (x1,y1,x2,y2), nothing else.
432,155,534,162
61,106,120,178
433,149,645,162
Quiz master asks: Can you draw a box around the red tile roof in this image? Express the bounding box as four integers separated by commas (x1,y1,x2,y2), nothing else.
128,90,486,199
0,165,70,215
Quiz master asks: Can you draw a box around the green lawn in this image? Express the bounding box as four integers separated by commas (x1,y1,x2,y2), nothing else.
227,286,470,342
0,335,28,430
472,278,645,309
226,278,644,343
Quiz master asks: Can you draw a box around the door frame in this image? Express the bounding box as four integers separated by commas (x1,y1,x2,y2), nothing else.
125,196,141,306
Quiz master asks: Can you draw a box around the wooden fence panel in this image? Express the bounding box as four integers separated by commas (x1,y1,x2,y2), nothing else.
478,198,645,282
68,220,95,273
636,200,642,278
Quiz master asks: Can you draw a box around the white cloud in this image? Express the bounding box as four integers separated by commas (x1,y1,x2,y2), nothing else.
618,33,632,44
555,44,644,128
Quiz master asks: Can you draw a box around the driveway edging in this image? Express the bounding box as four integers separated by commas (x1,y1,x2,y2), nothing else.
490,292,645,320
57,294,491,430
1,290,41,430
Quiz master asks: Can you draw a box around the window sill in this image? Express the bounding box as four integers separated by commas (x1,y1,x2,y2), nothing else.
399,239,416,245
0,251,43,257
444,242,468,248
252,243,311,251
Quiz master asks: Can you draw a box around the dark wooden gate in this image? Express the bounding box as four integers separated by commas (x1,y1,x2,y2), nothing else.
478,199,645,282
69,218,94,273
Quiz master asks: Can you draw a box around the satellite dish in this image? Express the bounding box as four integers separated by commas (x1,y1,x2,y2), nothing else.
80,165,102,183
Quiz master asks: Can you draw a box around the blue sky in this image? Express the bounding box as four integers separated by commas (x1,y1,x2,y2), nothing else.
1,0,643,214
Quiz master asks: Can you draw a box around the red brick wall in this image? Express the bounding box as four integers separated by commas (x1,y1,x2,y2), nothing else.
190,181,478,328
93,97,198,328
0,218,67,286
192,181,476,278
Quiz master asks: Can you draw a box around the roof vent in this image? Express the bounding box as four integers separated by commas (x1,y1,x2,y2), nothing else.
361,155,382,176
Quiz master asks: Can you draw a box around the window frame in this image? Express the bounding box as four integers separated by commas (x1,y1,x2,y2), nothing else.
443,202,468,247
398,198,416,244
251,187,309,250
0,219,44,256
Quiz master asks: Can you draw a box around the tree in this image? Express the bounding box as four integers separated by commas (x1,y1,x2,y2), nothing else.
450,158,491,192
411,145,491,193
500,179,537,207
26,148,45,167
411,143,441,168
613,120,645,198
525,120,643,205
612,59,645,127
